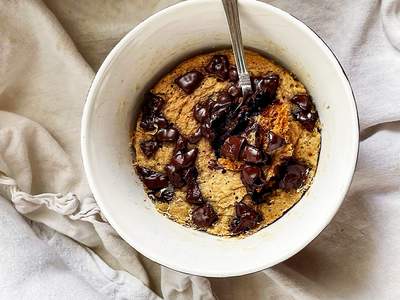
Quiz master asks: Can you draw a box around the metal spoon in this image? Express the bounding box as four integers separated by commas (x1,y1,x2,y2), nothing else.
222,0,252,109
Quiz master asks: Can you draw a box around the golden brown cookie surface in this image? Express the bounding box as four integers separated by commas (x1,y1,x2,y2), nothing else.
132,49,321,237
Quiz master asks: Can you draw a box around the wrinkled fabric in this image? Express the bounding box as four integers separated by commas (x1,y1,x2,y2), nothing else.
0,0,399,299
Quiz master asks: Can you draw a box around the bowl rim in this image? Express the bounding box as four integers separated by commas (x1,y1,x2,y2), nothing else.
81,0,360,277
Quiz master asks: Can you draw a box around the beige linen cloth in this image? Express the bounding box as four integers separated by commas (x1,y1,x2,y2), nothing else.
0,0,399,299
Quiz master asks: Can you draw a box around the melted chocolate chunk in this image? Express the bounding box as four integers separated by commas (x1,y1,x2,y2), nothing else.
140,93,166,131
265,131,286,154
250,187,273,204
230,201,262,235
200,121,214,140
278,159,309,191
156,127,179,142
192,203,218,229
175,71,204,94
188,127,202,144
250,74,279,112
140,140,159,158
228,66,239,82
240,145,266,165
291,94,318,131
170,148,198,169
194,102,209,123
221,136,247,160
164,164,185,188
181,166,197,182
144,92,164,113
209,94,233,122
292,109,318,132
186,181,205,205
241,165,266,193
205,55,230,80
159,187,175,202
227,85,241,97
175,135,188,152
291,94,312,111
136,166,169,190
153,115,169,129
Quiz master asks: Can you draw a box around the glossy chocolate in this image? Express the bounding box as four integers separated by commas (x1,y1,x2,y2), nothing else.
175,71,204,94
192,203,218,228
230,201,262,235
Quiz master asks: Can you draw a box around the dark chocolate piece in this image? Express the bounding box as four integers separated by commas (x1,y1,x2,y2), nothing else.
140,140,159,158
230,201,262,235
205,55,230,80
228,66,239,82
136,166,169,190
156,127,179,142
221,136,247,160
240,165,266,193
186,181,205,205
292,109,318,132
170,148,198,169
265,131,286,154
278,159,309,191
192,203,218,228
240,145,265,165
175,71,204,94
290,94,318,131
291,94,312,111
139,92,166,131
164,164,185,188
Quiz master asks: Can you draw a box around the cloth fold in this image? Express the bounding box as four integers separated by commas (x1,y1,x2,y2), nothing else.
0,0,399,299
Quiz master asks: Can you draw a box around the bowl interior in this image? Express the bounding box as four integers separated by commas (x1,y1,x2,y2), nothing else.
82,0,358,277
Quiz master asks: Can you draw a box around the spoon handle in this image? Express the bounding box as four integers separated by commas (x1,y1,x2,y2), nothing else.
222,0,252,94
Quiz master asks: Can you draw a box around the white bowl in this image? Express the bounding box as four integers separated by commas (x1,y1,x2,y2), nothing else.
81,0,359,277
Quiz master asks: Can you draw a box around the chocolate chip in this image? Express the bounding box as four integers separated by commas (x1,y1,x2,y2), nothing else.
156,127,179,142
265,131,286,154
278,160,309,191
182,166,198,183
188,127,202,144
209,94,233,122
228,85,241,97
221,136,247,160
144,92,164,113
250,187,273,204
228,66,239,82
194,102,209,123
140,140,159,157
200,121,214,140
175,135,188,152
153,115,169,129
186,181,204,205
291,94,312,111
241,165,266,192
136,166,169,190
192,203,218,229
140,93,166,131
291,94,318,131
157,186,175,202
175,71,204,94
170,148,198,169
230,201,262,235
250,74,279,111
205,55,230,80
292,109,318,132
165,164,185,188
240,145,266,165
